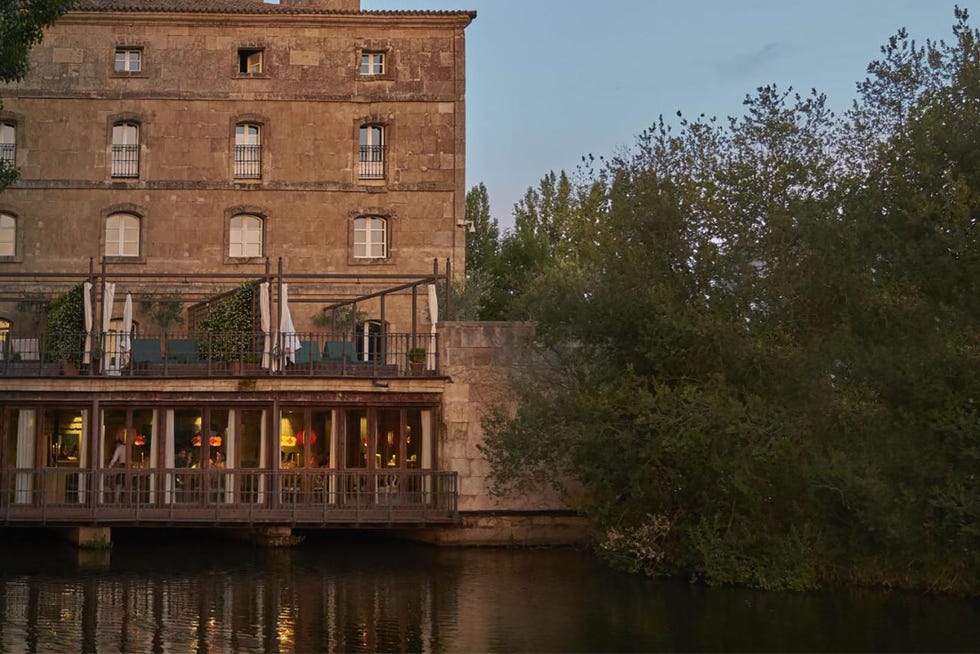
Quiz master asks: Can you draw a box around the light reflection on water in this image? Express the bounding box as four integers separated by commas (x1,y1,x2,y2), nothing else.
0,529,976,653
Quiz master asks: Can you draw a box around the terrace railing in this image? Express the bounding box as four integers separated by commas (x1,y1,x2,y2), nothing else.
0,331,439,378
0,467,458,525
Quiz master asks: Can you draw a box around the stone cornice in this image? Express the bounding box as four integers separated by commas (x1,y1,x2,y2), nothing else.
61,9,476,30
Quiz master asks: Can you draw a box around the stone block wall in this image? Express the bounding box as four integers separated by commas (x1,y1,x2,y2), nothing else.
438,321,569,513
0,6,472,335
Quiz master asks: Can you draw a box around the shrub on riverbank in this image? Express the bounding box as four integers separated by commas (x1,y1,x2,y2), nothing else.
477,11,979,595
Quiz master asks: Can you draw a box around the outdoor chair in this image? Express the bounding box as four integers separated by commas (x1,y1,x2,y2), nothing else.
166,339,200,363
131,338,163,364
292,340,321,365
324,341,358,362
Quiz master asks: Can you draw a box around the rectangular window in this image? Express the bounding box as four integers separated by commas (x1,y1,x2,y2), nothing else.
360,51,385,75
238,49,263,74
0,214,16,257
353,216,387,259
0,122,14,166
114,48,141,72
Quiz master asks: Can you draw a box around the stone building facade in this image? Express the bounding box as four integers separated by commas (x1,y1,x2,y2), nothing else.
0,0,470,327
0,0,585,546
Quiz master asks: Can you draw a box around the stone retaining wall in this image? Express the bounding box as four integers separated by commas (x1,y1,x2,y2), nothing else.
437,322,587,545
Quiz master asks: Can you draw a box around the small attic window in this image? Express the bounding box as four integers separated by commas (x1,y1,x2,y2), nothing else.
238,48,263,74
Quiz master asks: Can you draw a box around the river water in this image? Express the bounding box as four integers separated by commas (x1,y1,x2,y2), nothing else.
0,529,976,653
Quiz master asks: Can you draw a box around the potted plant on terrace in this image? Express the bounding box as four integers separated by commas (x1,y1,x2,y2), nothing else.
407,346,426,375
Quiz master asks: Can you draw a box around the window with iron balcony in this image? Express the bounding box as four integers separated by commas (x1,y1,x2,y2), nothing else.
234,124,262,180
0,122,15,167
359,125,385,180
111,122,139,178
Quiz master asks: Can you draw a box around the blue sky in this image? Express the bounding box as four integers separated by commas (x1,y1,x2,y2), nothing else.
364,0,978,228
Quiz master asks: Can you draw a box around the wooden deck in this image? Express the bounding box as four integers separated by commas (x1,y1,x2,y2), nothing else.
0,468,459,527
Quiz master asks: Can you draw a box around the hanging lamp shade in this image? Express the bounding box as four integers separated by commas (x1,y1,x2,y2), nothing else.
296,431,317,445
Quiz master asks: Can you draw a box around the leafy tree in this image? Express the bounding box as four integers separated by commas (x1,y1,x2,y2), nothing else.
481,170,594,319
0,0,76,190
464,182,498,281
457,183,499,320
480,12,979,593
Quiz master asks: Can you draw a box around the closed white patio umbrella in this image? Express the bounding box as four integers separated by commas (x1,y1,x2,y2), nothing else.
259,282,271,369
278,283,301,371
427,283,438,370
120,292,133,368
82,282,93,365
101,282,116,372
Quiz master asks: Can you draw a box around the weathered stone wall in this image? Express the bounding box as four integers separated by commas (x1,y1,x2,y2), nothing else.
0,7,470,334
423,321,589,545
438,321,570,512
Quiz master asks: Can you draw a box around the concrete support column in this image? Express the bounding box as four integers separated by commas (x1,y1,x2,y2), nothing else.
239,526,303,547
62,526,112,549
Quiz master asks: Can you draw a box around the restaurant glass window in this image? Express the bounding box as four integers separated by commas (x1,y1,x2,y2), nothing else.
172,409,203,468
43,408,87,504
280,408,305,469
376,409,400,471
207,409,229,468
238,409,265,504
345,409,368,469
8,409,36,504
406,409,421,469
311,410,331,467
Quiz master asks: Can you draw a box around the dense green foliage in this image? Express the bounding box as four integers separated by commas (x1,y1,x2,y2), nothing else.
476,13,978,593
44,284,84,364
0,0,76,189
140,294,185,332
198,283,256,361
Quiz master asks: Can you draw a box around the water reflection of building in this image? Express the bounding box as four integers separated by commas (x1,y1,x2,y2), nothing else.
0,552,447,652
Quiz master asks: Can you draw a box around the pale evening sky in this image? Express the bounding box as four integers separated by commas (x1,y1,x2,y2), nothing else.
364,0,977,229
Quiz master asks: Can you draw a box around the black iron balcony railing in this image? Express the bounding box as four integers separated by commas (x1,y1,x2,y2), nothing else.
234,144,262,179
358,145,385,179
0,143,14,166
0,331,439,378
0,468,458,525
110,144,139,178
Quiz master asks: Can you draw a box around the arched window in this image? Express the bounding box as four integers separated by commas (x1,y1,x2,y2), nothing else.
229,214,263,258
353,216,387,259
0,122,15,166
0,213,16,257
105,213,140,257
358,124,385,179
234,123,261,179
111,122,139,178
